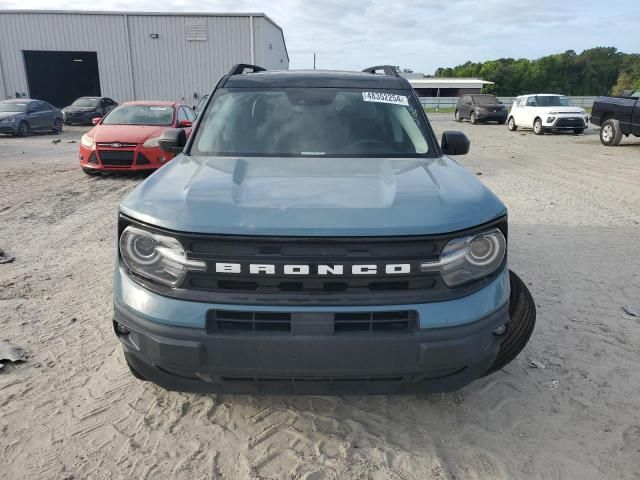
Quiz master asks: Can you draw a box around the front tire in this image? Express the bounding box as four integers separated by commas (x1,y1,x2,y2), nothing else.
600,119,622,146
470,111,477,125
533,118,544,135
485,271,537,375
454,110,461,122
52,118,63,134
16,122,29,137
507,117,517,131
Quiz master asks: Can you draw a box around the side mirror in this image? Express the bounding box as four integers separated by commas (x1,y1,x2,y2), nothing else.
159,128,187,154
441,131,470,156
178,120,192,128
92,117,102,125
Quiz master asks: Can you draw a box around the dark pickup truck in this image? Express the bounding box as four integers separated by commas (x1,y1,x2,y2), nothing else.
591,90,640,146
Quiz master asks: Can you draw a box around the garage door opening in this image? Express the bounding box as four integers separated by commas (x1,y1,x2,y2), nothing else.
23,51,101,108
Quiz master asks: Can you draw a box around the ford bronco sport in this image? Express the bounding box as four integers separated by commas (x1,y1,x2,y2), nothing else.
113,64,536,394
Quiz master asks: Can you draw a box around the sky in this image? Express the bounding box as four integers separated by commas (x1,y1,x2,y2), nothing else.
2,0,639,73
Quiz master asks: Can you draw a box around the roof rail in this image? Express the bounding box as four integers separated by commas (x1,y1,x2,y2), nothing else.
362,65,400,78
228,64,267,76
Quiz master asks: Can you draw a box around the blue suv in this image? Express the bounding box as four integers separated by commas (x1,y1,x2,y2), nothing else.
113,65,536,394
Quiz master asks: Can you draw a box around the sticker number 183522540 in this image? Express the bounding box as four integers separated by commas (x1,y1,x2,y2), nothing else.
362,92,409,106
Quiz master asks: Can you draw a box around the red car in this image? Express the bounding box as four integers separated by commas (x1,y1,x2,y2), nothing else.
79,101,195,175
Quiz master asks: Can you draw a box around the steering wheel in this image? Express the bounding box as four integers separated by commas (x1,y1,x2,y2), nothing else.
346,139,387,152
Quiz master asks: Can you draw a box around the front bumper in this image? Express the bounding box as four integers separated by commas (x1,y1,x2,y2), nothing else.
116,301,508,394
476,110,508,121
64,112,95,124
113,265,511,394
544,115,588,130
0,123,18,134
79,144,172,171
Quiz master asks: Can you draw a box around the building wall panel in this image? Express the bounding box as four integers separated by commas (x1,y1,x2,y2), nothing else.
254,16,289,70
0,12,134,101
0,11,288,105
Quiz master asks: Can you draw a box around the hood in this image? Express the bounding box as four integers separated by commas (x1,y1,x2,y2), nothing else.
0,112,22,121
91,125,168,144
63,106,97,113
120,155,507,236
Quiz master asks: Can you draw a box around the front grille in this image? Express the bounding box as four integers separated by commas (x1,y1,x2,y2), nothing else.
120,215,507,305
207,309,417,335
186,235,444,300
556,118,584,128
97,149,135,166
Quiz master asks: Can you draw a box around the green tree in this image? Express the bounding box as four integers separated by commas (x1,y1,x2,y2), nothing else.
435,47,636,96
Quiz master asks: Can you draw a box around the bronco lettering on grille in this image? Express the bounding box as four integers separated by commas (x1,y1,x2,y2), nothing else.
214,263,411,275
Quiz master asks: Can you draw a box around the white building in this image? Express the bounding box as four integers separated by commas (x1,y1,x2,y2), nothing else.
0,10,289,107
402,73,494,97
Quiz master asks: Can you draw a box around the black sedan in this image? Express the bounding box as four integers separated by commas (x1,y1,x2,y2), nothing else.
62,96,118,125
0,99,63,136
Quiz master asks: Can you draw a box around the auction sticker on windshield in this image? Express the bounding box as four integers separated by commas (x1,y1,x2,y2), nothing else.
362,92,409,106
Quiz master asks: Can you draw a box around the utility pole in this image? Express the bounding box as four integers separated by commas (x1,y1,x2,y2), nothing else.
313,53,316,70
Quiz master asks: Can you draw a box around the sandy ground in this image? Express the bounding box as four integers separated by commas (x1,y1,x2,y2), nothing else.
0,117,639,480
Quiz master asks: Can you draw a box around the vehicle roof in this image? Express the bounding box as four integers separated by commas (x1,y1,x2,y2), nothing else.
2,98,35,103
224,69,412,89
121,101,179,107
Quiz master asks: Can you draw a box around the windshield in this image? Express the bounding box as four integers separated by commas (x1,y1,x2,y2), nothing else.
193,89,431,157
0,102,28,113
102,105,174,126
473,95,500,106
536,96,570,107
71,98,100,108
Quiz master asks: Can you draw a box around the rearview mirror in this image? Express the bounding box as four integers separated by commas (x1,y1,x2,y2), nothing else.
159,128,187,154
178,120,192,128
441,131,470,156
92,117,102,125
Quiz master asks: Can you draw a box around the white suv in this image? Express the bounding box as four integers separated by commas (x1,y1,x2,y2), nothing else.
507,94,589,135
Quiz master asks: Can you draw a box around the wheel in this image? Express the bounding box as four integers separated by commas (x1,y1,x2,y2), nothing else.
126,358,147,381
507,117,517,131
470,111,477,125
485,270,537,375
16,122,29,137
600,118,622,146
52,118,63,134
533,118,544,135
82,168,102,176
454,110,461,122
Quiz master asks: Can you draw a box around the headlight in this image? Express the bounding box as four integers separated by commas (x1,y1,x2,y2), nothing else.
81,134,94,148
0,117,16,124
143,137,161,148
421,228,506,287
119,226,206,287
548,111,558,115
